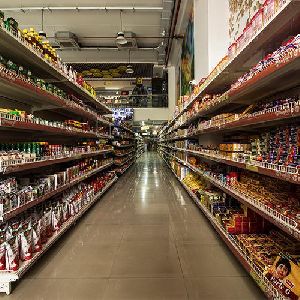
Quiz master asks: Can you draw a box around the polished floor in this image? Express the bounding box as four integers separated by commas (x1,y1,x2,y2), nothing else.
3,152,265,299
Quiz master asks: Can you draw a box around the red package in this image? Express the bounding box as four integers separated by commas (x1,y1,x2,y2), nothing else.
0,238,6,270
69,202,75,217
20,229,33,261
32,221,42,252
44,210,53,238
62,202,69,222
52,206,63,232
5,236,19,271
241,222,250,234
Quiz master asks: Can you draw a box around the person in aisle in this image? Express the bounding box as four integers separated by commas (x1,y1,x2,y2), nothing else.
131,78,149,107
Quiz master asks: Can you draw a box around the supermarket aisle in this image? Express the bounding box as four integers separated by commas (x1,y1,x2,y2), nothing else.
5,152,264,300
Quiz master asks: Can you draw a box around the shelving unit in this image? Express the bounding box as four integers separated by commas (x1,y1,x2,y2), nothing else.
160,0,300,137
159,4,300,299
0,149,113,175
112,125,136,176
0,176,118,295
160,155,285,300
0,18,123,294
0,21,110,113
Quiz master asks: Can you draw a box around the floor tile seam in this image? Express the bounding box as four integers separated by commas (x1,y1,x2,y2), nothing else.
173,236,190,299
107,226,127,279
105,274,184,279
173,240,222,246
28,276,112,280
107,275,184,279
182,274,249,278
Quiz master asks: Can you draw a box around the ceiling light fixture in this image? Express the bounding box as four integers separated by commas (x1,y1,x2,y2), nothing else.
116,10,127,45
126,49,134,74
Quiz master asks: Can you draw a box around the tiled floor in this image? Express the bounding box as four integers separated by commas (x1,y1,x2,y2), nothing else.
2,153,265,299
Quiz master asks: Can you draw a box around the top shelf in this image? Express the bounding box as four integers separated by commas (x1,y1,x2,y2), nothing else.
160,0,300,135
205,0,300,95
0,23,111,114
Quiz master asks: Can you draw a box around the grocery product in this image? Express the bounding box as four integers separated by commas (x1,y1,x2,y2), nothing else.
0,171,116,271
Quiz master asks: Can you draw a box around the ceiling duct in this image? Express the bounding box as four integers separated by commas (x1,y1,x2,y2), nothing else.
116,31,138,49
55,31,80,49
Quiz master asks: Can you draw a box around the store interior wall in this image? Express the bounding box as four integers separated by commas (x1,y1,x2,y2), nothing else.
168,0,230,102
133,108,172,121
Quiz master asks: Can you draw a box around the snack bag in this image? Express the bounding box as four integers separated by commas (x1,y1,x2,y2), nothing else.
0,237,6,270
62,202,69,222
40,215,47,244
19,229,33,261
44,209,53,238
5,235,19,271
69,202,75,217
51,206,62,231
32,221,42,252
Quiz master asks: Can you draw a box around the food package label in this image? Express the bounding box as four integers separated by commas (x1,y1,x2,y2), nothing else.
265,253,300,299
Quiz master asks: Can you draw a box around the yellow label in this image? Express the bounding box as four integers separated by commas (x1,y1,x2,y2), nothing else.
246,164,258,172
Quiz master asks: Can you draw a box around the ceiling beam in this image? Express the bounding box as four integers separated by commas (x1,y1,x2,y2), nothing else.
0,6,164,12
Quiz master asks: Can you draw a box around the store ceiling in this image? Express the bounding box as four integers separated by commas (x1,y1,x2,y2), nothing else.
0,0,174,64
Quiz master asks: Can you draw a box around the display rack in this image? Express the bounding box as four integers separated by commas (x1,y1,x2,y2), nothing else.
0,176,118,295
0,20,110,113
0,149,113,175
160,154,287,300
159,4,300,299
112,125,136,176
164,146,300,184
160,0,300,136
161,151,300,240
0,14,121,294
0,161,114,222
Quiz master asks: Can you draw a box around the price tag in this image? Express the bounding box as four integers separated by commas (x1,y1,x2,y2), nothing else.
246,164,258,172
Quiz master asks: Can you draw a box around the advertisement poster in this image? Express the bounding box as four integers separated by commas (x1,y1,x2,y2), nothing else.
265,253,300,299
112,108,134,126
180,6,194,96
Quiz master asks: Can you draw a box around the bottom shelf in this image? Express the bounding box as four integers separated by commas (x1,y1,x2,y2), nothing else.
161,155,288,300
0,176,118,295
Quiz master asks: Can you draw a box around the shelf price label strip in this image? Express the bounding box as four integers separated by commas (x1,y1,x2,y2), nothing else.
165,153,300,241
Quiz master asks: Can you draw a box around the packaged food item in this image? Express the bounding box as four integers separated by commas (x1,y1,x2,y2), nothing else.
5,235,19,271
32,221,42,252
0,238,6,270
19,229,33,261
